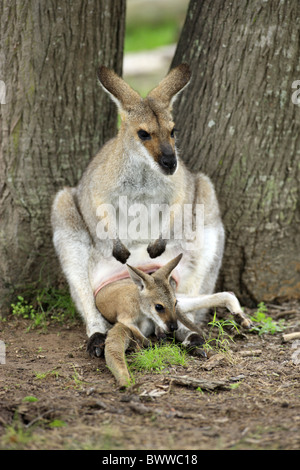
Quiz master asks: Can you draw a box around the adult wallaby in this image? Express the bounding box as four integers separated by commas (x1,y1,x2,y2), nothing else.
51,63,250,358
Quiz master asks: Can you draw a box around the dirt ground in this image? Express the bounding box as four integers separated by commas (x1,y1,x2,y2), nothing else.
0,302,299,451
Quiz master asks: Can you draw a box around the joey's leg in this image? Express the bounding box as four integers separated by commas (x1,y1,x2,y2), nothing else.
127,324,151,348
104,323,134,388
51,188,110,357
176,292,252,329
174,292,251,356
155,325,167,342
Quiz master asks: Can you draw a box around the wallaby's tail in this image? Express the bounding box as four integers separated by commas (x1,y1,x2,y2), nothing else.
105,322,133,389
176,307,204,336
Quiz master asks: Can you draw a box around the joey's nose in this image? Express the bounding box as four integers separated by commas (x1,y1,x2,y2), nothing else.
167,321,178,332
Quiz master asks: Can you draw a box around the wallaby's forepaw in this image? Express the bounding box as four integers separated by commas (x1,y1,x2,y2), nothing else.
156,332,167,343
112,239,131,264
86,332,106,358
147,238,167,259
184,333,207,358
155,326,167,343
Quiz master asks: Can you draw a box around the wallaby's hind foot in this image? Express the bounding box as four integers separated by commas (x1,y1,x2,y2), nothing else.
105,323,134,388
87,332,106,358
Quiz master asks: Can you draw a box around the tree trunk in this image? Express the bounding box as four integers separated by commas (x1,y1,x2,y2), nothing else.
0,0,126,311
171,0,300,305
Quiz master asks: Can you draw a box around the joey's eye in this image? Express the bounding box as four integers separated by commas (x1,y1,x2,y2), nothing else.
175,300,178,306
155,304,165,313
138,129,151,141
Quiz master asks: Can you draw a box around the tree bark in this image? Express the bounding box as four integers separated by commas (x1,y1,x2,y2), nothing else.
0,0,126,311
171,0,300,305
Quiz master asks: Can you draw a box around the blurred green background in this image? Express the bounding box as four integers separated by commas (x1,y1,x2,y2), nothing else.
124,0,189,95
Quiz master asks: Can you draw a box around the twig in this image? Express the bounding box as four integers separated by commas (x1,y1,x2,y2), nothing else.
25,409,55,428
128,402,153,415
240,349,262,357
266,303,291,311
272,309,298,319
282,332,300,343
166,375,230,391
128,400,196,419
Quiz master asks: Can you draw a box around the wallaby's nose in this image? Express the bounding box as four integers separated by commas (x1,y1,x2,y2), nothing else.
167,321,178,332
160,156,177,172
159,145,177,175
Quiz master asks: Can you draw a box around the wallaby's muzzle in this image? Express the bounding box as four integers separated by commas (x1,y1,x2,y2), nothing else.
159,144,177,175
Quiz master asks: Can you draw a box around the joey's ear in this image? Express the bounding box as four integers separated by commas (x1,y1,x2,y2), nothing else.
97,66,141,114
126,264,153,291
147,63,191,108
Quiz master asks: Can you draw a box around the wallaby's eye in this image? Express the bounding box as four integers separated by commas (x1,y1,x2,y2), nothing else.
175,300,178,306
138,129,151,141
155,304,165,313
170,128,177,138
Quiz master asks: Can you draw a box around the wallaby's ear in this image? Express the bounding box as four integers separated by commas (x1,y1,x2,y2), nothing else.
153,253,183,281
97,66,141,113
147,63,191,108
127,264,153,291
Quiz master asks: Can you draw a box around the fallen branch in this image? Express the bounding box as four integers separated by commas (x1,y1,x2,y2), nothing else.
266,303,292,311
166,375,230,391
240,349,262,357
25,409,55,429
282,332,300,343
272,309,298,319
128,402,153,415
128,401,194,419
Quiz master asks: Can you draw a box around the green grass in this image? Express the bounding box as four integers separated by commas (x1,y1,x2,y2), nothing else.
125,20,181,53
250,302,286,335
7,287,78,331
23,396,38,403
10,296,47,331
48,419,66,429
35,287,78,323
128,313,240,378
204,311,240,354
128,342,189,373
